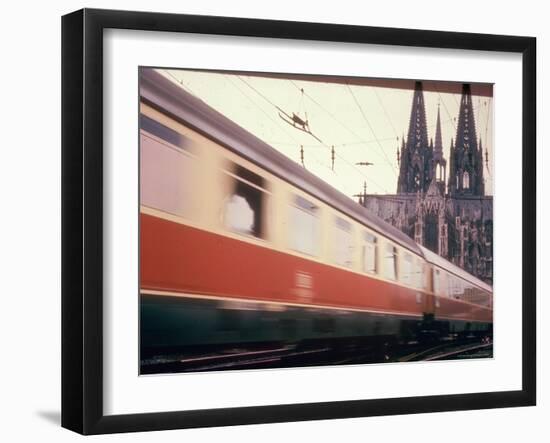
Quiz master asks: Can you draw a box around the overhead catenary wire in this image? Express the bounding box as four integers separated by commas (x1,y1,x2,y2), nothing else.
484,99,493,179
224,76,354,188
237,75,390,193
477,96,481,136
162,70,201,97
266,116,455,149
484,99,492,142
265,136,403,148
434,90,458,135
166,70,484,197
227,76,317,170
171,71,358,196
289,79,398,178
161,71,494,198
372,87,401,142
227,76,300,145
345,84,398,178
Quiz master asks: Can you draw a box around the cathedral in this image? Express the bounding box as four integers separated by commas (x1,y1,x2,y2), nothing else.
362,82,493,284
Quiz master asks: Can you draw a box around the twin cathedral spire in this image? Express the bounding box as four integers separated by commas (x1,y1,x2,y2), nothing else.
397,82,485,197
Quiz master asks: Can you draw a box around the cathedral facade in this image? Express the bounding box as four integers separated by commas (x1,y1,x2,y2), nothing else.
362,82,493,284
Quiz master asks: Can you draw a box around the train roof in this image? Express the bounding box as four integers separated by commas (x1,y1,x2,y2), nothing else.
140,69,422,255
419,245,492,292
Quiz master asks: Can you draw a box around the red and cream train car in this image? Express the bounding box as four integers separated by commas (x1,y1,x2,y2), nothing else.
139,69,493,353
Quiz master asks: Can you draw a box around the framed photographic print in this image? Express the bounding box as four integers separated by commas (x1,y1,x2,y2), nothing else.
61,8,536,435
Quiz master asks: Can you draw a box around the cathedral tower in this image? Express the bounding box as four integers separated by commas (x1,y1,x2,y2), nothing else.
448,84,485,196
363,81,493,284
432,105,447,195
397,81,433,194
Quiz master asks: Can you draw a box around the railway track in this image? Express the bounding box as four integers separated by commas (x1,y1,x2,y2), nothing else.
141,344,335,374
424,342,493,361
396,338,493,362
141,337,492,374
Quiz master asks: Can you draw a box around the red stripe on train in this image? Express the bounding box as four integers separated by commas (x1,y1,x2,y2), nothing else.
140,213,491,323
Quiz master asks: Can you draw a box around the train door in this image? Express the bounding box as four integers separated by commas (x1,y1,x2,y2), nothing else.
423,264,436,316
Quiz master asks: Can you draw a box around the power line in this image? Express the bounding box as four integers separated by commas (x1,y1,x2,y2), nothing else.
267,135,403,148
237,76,390,193
476,96,481,136
165,71,340,183
228,76,318,170
434,89,458,138
484,99,493,179
237,76,282,110
288,80,395,172
484,99,492,143
162,70,199,97
346,84,398,177
227,76,300,145
372,88,400,140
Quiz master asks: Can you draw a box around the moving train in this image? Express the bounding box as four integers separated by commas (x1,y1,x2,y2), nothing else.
139,69,493,356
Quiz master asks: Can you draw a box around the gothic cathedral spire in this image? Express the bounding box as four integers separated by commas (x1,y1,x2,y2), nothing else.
432,104,447,194
448,84,485,196
397,81,433,194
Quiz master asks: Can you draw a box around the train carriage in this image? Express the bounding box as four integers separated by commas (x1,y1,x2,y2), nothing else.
139,69,492,356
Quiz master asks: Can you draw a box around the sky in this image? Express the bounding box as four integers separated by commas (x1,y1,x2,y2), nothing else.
160,68,494,200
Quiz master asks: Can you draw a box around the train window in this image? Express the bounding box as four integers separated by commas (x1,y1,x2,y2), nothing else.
140,114,192,152
334,217,353,268
466,285,474,303
414,258,424,289
434,269,441,295
449,276,463,300
289,195,319,255
140,115,195,218
448,275,455,298
362,232,377,274
383,243,398,281
434,270,450,297
401,253,413,285
224,163,269,239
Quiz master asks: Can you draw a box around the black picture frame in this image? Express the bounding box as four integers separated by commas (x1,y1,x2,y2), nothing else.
61,8,536,435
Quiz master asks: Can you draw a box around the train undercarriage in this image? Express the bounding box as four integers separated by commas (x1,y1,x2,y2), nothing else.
140,293,492,373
